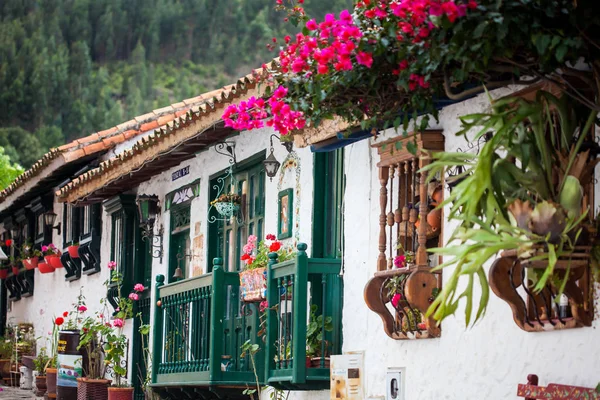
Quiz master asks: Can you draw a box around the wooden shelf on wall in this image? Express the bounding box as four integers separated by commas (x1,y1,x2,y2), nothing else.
489,248,593,333
365,131,445,340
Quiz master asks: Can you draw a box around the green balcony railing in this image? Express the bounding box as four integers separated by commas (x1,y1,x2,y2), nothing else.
151,258,264,396
265,243,343,390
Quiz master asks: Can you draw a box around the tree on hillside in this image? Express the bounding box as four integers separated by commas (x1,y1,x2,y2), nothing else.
0,146,24,190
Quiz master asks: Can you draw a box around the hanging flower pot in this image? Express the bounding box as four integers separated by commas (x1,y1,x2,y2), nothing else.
211,193,241,218
239,267,267,302
23,256,39,270
12,265,21,275
38,262,55,274
45,255,63,269
0,269,8,280
67,245,80,258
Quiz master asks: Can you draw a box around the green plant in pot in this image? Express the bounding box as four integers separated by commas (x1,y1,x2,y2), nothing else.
0,336,12,380
306,305,333,368
33,347,50,396
424,90,599,325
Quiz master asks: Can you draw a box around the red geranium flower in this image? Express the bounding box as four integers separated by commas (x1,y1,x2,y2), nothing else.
63,311,69,317
5,239,12,247
266,234,276,241
269,241,282,252
241,253,250,261
55,317,64,326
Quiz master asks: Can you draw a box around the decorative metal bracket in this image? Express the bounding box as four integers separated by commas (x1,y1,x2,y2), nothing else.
214,141,237,165
141,223,164,263
208,141,243,225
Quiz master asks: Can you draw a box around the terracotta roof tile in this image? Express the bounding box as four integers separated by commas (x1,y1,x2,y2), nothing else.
140,120,160,132
123,130,139,140
61,149,86,163
101,134,126,147
157,114,175,126
134,112,155,124
82,142,107,156
153,105,175,115
57,141,79,151
171,102,186,109
175,109,188,118
116,119,138,132
76,133,100,145
97,127,118,137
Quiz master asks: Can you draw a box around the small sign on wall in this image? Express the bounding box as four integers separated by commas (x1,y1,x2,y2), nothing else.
172,166,190,181
331,353,365,400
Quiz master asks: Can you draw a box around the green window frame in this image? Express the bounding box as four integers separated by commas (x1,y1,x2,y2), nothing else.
312,149,345,259
62,204,81,248
208,153,265,272
168,203,191,283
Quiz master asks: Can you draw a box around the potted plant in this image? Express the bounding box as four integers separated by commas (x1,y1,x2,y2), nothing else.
239,234,294,302
21,242,41,270
0,336,12,382
33,347,50,396
10,256,21,276
210,193,242,218
46,314,65,398
43,243,63,269
67,242,80,258
425,91,599,324
305,305,334,368
0,265,8,280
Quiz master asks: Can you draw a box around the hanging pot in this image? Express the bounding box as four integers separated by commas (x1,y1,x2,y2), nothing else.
426,208,442,232
108,386,134,400
67,245,80,258
214,202,240,218
12,266,20,275
23,257,39,270
0,269,8,279
45,255,64,269
38,262,55,274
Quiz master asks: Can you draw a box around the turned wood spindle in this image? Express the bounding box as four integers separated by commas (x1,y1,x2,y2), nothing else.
416,157,430,266
378,166,389,271
388,165,396,269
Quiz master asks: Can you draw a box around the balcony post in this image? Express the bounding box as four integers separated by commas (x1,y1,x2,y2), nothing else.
265,251,279,383
151,274,165,384
209,258,224,382
292,243,308,384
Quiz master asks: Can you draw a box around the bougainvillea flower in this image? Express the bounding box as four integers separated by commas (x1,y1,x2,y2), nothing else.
391,293,403,308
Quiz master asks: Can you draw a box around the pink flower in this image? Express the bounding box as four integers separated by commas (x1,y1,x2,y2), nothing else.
417,322,427,330
78,305,87,312
247,235,258,244
391,293,403,308
394,255,406,268
112,318,124,328
134,283,145,292
259,301,268,313
129,293,139,301
41,245,48,252
107,261,117,270
306,19,318,30
356,51,373,68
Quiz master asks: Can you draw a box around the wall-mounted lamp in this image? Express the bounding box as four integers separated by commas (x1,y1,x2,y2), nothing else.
0,247,7,261
43,212,61,235
136,194,164,263
264,134,294,181
10,227,19,241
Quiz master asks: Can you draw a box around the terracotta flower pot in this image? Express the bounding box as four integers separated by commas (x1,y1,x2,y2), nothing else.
46,367,57,395
77,378,111,400
108,386,134,400
45,255,63,269
23,257,39,270
0,269,8,279
426,208,442,231
309,357,330,368
68,245,80,258
38,262,55,274
11,266,20,275
0,358,10,379
35,375,48,396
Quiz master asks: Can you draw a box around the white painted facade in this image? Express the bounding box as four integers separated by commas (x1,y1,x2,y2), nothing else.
3,86,600,399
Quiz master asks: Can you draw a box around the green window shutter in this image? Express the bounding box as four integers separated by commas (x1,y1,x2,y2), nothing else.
312,149,345,259
168,204,191,283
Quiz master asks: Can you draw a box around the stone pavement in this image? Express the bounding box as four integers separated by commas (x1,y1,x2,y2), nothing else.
0,385,38,399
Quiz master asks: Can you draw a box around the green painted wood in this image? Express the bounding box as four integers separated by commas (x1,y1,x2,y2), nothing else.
209,258,224,382
151,274,165,383
291,243,308,384
277,188,294,240
265,251,279,383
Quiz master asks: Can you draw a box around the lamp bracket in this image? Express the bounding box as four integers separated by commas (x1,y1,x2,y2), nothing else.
141,223,163,263
214,141,237,165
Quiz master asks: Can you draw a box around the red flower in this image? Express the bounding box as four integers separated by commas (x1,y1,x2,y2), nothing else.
269,241,282,252
55,317,64,326
5,239,12,247
266,234,276,241
391,293,402,308
241,253,250,261
63,311,69,317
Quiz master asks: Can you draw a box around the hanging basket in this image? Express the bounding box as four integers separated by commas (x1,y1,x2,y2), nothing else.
38,262,56,274
12,266,20,275
0,269,8,280
23,257,39,270
239,267,267,302
214,202,240,218
45,255,64,269
68,245,80,258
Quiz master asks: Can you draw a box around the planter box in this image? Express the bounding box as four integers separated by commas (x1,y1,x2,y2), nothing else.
68,246,80,259
23,257,39,270
108,387,134,400
240,267,266,302
45,255,63,269
38,262,55,274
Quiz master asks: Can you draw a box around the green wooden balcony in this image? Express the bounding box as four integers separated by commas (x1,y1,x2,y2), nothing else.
150,258,264,399
265,243,343,390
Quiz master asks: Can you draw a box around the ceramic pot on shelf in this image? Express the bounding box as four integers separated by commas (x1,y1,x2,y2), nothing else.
108,386,134,400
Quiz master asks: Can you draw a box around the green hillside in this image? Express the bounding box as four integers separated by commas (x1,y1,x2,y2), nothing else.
0,0,352,169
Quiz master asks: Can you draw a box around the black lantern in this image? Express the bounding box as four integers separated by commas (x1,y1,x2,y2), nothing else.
43,211,61,235
136,194,164,263
263,134,293,181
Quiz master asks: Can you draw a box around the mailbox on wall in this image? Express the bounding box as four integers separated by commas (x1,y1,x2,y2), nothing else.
330,352,365,400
